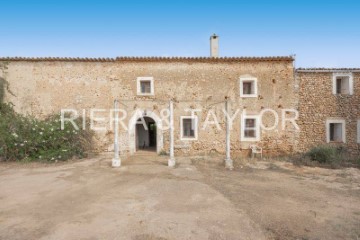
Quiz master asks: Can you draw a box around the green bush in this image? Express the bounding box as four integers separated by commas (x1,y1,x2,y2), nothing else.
158,149,168,156
0,78,5,103
306,145,339,163
0,103,94,162
304,145,349,168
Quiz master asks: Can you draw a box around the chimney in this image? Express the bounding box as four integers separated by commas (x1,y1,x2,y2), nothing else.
210,34,219,57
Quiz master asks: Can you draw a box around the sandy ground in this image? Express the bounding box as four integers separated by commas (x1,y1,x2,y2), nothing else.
195,158,360,240
0,153,359,240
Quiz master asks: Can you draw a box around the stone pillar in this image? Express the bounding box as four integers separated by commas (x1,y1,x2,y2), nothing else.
112,99,121,167
225,99,234,170
168,100,176,167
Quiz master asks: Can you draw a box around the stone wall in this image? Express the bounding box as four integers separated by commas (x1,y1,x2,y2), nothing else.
1,58,297,156
297,71,360,155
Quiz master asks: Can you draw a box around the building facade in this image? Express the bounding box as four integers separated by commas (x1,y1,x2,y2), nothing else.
0,48,359,159
297,69,360,155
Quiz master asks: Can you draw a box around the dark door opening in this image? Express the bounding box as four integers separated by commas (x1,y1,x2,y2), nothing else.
135,117,157,151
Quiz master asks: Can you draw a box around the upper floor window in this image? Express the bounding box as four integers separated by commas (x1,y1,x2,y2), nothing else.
137,77,154,96
332,73,353,95
240,77,258,98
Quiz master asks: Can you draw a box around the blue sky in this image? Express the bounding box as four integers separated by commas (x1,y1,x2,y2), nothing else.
0,0,359,67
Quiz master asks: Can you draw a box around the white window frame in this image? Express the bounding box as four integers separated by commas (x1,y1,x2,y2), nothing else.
357,120,360,144
240,77,258,98
180,116,198,141
326,119,346,143
137,77,154,96
332,73,353,95
241,115,260,142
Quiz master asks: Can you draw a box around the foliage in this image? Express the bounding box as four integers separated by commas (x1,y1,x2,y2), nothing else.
0,77,5,103
158,149,168,156
306,145,340,164
0,61,11,104
291,145,350,169
0,103,94,162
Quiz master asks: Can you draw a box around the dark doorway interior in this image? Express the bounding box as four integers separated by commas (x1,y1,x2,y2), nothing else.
136,117,157,151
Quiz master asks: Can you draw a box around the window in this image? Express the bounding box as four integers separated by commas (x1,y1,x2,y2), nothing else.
332,73,353,95
180,116,198,140
240,77,258,98
326,119,346,143
141,81,151,94
241,115,260,141
329,123,342,141
137,77,154,95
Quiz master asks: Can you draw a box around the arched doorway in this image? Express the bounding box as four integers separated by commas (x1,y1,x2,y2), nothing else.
128,109,163,155
135,117,157,151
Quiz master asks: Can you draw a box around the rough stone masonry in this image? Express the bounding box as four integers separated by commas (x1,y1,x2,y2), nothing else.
0,55,359,157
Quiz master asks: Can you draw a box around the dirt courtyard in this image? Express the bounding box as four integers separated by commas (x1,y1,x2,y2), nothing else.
0,153,359,240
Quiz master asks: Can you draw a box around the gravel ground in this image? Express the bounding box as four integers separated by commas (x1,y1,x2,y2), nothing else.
0,153,359,240
195,158,360,240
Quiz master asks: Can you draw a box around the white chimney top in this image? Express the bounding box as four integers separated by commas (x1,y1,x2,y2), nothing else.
210,34,219,57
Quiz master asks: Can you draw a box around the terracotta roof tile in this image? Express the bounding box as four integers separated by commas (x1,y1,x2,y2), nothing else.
297,68,360,72
0,57,115,62
0,56,294,62
115,56,294,62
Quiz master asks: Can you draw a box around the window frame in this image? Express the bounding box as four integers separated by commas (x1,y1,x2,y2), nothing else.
137,77,154,96
241,115,260,142
180,116,198,141
240,77,258,98
332,73,353,95
326,119,346,143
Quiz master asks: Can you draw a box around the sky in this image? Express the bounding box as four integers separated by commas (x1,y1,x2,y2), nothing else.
0,0,359,67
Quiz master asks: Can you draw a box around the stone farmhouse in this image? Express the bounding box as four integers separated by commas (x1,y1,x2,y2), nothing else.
1,35,359,165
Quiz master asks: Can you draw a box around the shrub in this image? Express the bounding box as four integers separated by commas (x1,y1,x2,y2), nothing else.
306,145,339,163
303,145,348,168
158,149,168,156
356,158,360,168
292,154,318,167
0,103,94,162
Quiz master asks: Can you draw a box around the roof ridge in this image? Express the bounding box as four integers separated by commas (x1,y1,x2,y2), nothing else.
0,57,116,62
0,56,294,62
297,68,360,72
297,67,360,69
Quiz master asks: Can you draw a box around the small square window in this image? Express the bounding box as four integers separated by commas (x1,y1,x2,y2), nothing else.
326,119,346,143
140,81,151,94
332,73,353,95
137,77,154,96
180,116,198,140
241,115,260,141
243,82,254,95
240,77,258,98
336,77,350,94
